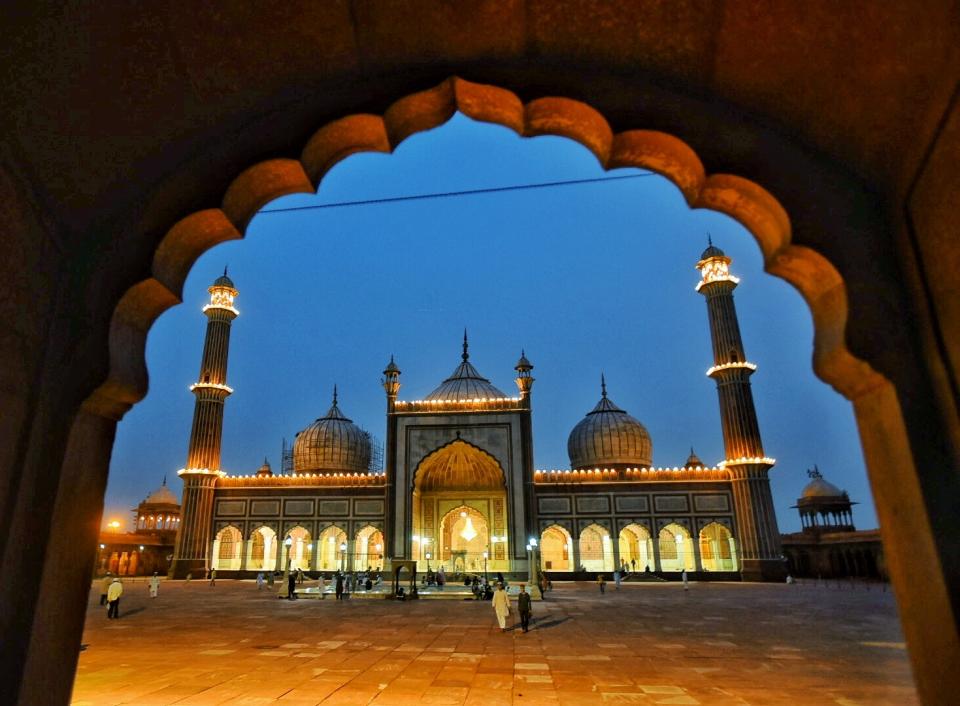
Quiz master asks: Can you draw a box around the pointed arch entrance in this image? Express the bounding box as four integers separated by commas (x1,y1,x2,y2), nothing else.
411,439,508,574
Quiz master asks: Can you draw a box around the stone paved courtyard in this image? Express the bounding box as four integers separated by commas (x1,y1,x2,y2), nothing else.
72,580,916,706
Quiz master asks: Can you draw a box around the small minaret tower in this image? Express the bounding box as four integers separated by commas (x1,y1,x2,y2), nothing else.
696,241,784,581
171,269,238,578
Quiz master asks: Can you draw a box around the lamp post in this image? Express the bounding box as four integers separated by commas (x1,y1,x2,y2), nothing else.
528,537,539,588
482,550,488,582
339,541,347,572
280,536,293,598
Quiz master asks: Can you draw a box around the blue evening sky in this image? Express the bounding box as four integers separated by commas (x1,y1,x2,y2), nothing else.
104,113,875,534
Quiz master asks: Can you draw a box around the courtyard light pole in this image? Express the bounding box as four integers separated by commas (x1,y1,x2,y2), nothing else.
281,536,293,598
339,541,347,572
483,550,488,582
528,537,539,588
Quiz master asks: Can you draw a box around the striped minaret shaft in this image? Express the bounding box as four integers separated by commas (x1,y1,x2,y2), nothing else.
696,244,783,581
171,270,238,578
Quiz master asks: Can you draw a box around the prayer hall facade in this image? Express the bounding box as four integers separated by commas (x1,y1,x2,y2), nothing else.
170,245,785,582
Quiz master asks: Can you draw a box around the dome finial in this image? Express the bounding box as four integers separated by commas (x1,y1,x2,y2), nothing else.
462,329,469,361
162,474,167,487
332,384,338,406
223,265,228,277
601,373,607,398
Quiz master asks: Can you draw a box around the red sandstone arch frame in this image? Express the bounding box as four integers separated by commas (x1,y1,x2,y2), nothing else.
49,77,956,702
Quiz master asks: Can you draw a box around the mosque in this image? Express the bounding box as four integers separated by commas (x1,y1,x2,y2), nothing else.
170,244,787,582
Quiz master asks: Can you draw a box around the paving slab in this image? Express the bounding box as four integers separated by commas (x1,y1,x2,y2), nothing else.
72,580,915,705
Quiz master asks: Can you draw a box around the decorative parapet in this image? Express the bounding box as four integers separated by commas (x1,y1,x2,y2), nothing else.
393,397,524,413
217,472,386,488
534,466,729,483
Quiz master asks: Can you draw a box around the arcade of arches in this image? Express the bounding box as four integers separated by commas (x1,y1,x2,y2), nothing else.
3,6,960,706
210,523,384,573
540,522,738,574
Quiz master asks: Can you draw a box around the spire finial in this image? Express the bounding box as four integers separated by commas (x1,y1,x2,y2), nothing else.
601,373,607,398
462,329,469,361
162,475,167,487
223,265,228,277
690,446,695,455
332,384,338,405
707,233,713,247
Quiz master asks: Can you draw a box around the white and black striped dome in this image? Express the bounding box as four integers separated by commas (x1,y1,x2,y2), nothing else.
567,377,652,469
292,388,371,474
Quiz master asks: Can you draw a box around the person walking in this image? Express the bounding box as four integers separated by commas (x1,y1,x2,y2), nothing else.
437,566,445,591
99,573,112,606
681,569,689,591
517,583,532,633
287,570,297,600
106,578,123,619
318,573,326,599
614,568,621,590
256,572,265,590
148,572,160,599
597,574,606,594
209,567,216,586
492,583,510,632
335,572,344,600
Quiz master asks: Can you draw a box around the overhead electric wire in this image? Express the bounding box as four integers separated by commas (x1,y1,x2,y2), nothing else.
258,172,655,214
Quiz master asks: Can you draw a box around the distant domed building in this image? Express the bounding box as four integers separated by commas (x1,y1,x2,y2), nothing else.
781,467,885,580
167,248,789,584
96,478,180,577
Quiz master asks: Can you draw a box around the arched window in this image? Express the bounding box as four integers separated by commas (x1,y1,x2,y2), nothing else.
247,526,277,571
618,524,653,572
318,525,347,571
284,526,312,571
213,526,242,570
699,522,738,571
578,524,614,572
658,523,695,572
540,525,573,571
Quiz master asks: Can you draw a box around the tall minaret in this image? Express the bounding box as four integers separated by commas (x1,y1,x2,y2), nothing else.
382,355,401,558
170,269,238,578
696,242,784,581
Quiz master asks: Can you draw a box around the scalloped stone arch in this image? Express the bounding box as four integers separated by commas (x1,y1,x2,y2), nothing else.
85,76,886,422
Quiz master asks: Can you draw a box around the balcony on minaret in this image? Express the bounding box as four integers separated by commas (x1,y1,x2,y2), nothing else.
695,240,740,293
203,269,239,317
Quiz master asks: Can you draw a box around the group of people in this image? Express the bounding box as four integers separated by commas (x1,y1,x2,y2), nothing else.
98,571,162,619
491,582,533,633
251,567,384,600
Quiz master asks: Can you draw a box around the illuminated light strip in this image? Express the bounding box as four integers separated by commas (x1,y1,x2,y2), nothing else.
717,456,776,468
177,467,227,477
695,275,740,292
202,304,240,315
706,361,757,376
189,382,234,393
533,466,722,476
395,397,521,405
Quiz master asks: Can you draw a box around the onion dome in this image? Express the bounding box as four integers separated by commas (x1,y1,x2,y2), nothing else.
425,331,507,401
255,457,273,477
515,350,533,372
700,235,726,261
292,387,371,474
212,266,235,289
143,477,179,506
801,475,845,499
567,375,653,469
684,447,704,468
383,355,400,375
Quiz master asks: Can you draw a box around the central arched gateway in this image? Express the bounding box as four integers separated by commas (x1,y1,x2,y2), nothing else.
410,439,510,574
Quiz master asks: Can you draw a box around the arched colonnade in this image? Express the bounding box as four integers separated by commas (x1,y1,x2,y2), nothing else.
210,524,383,573
540,521,738,574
